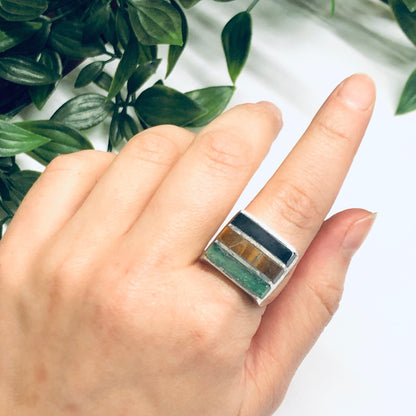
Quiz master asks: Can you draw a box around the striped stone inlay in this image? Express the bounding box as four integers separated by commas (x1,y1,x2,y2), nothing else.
204,241,271,299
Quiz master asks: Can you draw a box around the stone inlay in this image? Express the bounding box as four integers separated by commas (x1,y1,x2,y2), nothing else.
204,241,271,299
217,226,284,282
203,211,298,304
231,212,296,266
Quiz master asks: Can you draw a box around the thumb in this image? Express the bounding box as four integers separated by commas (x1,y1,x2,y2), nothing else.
242,208,376,416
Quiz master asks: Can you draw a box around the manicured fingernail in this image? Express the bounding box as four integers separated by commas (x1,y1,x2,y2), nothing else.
256,101,282,122
342,212,377,258
337,74,375,111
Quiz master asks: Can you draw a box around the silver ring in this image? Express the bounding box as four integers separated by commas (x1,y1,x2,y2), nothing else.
202,210,298,306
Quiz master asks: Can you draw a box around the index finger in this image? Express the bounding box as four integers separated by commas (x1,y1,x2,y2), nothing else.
246,73,376,301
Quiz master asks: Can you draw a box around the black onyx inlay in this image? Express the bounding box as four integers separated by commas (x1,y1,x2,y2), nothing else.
231,212,296,266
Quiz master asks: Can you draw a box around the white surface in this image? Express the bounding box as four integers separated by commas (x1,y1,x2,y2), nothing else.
16,1,416,414
173,1,415,415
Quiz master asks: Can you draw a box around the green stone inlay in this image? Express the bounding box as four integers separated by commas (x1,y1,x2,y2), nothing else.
205,241,271,299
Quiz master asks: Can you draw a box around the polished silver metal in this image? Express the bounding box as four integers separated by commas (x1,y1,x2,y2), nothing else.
202,210,299,306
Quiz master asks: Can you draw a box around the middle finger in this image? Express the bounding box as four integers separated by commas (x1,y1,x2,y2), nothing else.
123,102,283,265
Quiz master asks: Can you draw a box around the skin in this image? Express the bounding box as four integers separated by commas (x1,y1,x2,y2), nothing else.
0,74,376,416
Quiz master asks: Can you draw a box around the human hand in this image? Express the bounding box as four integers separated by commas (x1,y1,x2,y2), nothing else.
0,74,376,416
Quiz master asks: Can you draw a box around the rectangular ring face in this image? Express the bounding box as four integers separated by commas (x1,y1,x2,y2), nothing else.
203,211,298,305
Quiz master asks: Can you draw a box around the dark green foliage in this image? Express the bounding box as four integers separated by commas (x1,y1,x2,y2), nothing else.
185,86,235,127
0,120,50,156
389,0,416,114
51,93,114,130
0,0,411,236
222,11,252,84
135,84,204,126
166,0,188,78
396,67,416,114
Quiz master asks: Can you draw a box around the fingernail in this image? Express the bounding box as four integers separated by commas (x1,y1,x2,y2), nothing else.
342,212,377,258
256,101,283,122
337,74,375,111
256,101,283,139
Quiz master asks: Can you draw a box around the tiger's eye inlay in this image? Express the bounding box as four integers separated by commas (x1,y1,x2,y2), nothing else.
217,226,284,282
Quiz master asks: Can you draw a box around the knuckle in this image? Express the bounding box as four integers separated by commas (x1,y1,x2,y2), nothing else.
316,117,352,144
273,181,320,231
45,150,112,174
127,131,182,167
199,130,254,176
306,279,344,322
145,124,191,140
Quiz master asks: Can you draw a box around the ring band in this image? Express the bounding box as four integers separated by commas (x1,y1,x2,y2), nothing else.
202,210,298,306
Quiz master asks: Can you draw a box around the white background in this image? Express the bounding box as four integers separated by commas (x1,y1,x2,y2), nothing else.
176,1,416,415
17,0,416,415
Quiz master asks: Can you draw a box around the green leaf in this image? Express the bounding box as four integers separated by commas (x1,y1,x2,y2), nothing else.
116,9,131,49
0,0,47,21
0,21,42,53
0,156,18,173
166,0,188,78
109,112,124,148
51,94,114,130
396,67,416,114
109,111,139,147
403,0,416,12
103,10,117,48
135,84,204,126
94,72,113,92
0,120,50,157
17,120,93,165
178,0,201,8
75,61,105,88
0,174,11,201
185,86,235,127
127,59,161,94
3,170,40,212
120,113,139,139
138,43,157,64
107,36,140,101
127,0,183,45
0,57,60,86
8,18,51,56
29,50,62,110
83,3,110,42
49,20,106,59
389,0,416,46
222,11,252,84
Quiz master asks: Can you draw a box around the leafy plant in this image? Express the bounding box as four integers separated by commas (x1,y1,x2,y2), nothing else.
0,0,413,237
0,0,251,235
389,0,416,113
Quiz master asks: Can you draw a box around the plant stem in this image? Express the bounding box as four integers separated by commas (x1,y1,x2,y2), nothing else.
247,0,260,13
330,0,335,16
